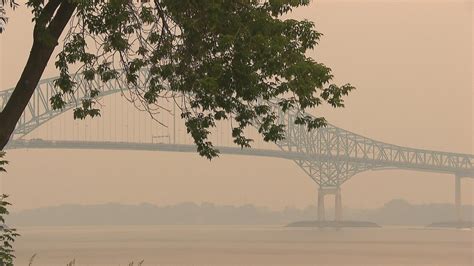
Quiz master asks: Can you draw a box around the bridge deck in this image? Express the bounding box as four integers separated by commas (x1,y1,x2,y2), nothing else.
7,140,473,177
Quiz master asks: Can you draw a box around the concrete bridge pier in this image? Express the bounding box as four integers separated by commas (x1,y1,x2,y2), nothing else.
455,174,462,222
317,186,343,222
335,188,342,222
317,190,325,222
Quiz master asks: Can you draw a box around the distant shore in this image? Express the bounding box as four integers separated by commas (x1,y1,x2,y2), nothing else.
9,199,474,226
286,220,381,228
427,221,474,229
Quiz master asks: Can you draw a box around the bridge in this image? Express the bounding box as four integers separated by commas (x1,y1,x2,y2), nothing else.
1,71,473,223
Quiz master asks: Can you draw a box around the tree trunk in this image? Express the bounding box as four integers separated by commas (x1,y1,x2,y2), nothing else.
0,1,76,150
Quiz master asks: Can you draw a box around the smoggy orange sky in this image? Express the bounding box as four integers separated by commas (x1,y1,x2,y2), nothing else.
0,0,472,211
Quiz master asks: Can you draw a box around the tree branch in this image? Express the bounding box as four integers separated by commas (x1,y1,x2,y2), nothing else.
0,1,76,150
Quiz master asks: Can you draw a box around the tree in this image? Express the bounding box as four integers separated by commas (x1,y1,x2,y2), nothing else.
0,0,354,158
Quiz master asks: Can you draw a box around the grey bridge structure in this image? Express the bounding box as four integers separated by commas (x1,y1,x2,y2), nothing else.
2,72,473,223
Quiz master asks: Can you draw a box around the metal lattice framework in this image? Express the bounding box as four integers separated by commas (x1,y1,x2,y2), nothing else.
0,71,143,137
2,72,473,189
271,107,474,186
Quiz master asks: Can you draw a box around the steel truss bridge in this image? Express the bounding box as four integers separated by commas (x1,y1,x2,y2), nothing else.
1,71,473,223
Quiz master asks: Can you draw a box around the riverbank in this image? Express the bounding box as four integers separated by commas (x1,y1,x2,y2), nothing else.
286,220,381,228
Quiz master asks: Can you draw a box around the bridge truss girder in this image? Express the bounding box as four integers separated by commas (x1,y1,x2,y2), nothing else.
267,104,473,186
293,159,376,187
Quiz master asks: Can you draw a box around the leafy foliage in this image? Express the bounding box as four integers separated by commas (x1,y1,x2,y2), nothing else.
25,0,354,158
0,152,6,173
28,253,37,266
0,154,19,266
0,0,17,33
129,260,144,266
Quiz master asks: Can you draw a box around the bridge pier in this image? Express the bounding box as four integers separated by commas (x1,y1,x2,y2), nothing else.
455,174,462,222
335,188,342,222
317,189,325,222
317,186,343,222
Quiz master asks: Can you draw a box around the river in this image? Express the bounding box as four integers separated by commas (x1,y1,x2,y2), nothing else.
13,225,473,266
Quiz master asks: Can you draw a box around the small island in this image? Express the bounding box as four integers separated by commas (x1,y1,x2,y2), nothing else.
286,220,381,228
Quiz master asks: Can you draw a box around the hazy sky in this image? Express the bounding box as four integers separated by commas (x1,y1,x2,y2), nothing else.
0,0,473,212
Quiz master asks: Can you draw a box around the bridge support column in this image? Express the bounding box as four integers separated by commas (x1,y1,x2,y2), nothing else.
317,186,343,222
317,190,325,222
335,187,342,222
455,174,462,223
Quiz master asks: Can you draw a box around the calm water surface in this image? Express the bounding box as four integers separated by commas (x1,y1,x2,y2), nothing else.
14,225,474,266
